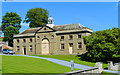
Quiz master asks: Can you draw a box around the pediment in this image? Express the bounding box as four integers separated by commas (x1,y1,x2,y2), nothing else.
36,25,56,33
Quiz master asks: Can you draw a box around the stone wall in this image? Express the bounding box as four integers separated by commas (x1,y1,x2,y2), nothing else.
58,68,100,75
108,61,120,70
57,62,102,75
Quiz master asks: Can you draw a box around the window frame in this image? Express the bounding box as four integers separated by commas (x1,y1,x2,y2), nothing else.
29,45,32,52
78,42,82,49
23,39,26,43
69,35,73,40
69,43,73,47
17,46,19,51
78,35,82,39
61,36,64,40
29,38,32,42
61,44,65,49
17,39,19,43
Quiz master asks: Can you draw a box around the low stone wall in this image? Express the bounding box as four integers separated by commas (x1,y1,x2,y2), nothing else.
108,61,120,70
57,67,100,75
57,62,102,75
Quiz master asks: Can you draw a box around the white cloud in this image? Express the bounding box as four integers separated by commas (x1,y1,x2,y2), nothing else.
21,22,29,27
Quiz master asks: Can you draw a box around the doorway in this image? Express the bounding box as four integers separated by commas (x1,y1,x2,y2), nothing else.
23,46,26,55
69,43,73,54
41,39,49,55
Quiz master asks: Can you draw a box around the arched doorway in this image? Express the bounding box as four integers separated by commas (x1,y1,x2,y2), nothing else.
41,39,49,55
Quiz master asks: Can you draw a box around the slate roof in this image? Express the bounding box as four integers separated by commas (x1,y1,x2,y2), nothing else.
53,23,83,31
19,23,92,34
20,27,41,34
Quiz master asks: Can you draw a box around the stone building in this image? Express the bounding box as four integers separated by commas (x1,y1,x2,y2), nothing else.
13,17,93,55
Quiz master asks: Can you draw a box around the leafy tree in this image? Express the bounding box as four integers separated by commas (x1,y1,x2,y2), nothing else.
1,12,22,31
81,28,120,63
3,26,19,47
24,8,49,28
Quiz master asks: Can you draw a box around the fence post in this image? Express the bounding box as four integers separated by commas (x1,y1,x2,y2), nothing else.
71,60,74,71
108,61,113,70
95,62,102,73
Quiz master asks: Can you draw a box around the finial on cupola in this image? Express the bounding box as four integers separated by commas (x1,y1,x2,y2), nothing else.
47,16,55,28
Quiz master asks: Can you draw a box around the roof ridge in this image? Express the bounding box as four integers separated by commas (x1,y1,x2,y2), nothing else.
26,27,41,30
55,23,80,27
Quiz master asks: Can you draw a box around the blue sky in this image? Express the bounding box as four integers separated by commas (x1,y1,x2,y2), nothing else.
1,2,118,36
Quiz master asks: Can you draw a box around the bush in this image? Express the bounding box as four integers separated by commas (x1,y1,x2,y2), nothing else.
81,28,120,63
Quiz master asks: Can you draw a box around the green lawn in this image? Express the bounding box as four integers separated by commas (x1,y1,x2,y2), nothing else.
2,55,79,74
32,55,108,69
0,38,3,42
0,55,2,75
101,72,119,75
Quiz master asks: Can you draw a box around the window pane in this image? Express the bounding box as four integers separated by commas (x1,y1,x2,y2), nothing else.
69,43,73,47
30,39,32,42
78,35,81,38
61,36,64,40
17,40,19,43
17,46,19,51
69,35,73,39
78,42,82,48
30,45,32,52
61,44,64,49
23,39,26,42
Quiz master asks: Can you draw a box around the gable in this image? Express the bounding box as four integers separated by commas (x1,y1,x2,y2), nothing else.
37,26,56,33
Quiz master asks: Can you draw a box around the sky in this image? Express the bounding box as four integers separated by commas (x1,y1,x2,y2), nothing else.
1,2,118,37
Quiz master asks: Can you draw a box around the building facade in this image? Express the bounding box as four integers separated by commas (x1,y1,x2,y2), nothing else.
13,17,93,55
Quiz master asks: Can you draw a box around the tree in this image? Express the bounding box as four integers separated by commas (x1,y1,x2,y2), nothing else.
1,12,22,31
3,26,19,47
81,28,120,63
24,8,49,28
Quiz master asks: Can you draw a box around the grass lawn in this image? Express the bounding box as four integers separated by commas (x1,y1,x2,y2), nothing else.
2,55,79,74
0,55,2,75
0,38,3,42
32,55,108,69
101,72,119,75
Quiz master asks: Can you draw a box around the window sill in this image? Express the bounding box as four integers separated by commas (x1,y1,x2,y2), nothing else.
77,38,82,39
77,48,82,50
60,50,64,51
69,39,73,40
60,39,64,41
